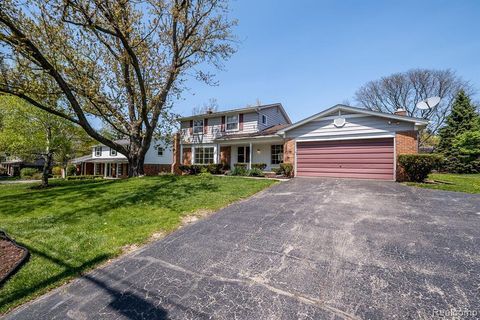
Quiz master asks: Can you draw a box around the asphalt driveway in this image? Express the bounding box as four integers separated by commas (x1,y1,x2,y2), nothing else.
4,178,480,319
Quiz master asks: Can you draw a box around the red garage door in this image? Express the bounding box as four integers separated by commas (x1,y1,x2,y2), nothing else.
296,138,394,180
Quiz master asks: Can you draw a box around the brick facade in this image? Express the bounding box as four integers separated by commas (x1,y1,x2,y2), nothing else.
143,164,171,176
283,139,295,175
395,130,418,181
171,133,182,174
220,146,231,168
182,147,192,165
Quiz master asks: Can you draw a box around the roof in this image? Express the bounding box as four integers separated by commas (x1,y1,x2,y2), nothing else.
214,124,289,141
278,104,429,134
178,103,292,124
70,154,92,163
93,139,129,147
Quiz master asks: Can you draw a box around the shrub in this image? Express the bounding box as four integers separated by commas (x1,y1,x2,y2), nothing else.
52,166,62,176
271,167,283,175
247,168,264,177
397,154,442,182
179,164,226,175
66,175,103,180
0,167,7,176
234,163,247,169
280,163,293,177
66,164,77,176
20,168,39,179
229,166,247,176
251,163,267,170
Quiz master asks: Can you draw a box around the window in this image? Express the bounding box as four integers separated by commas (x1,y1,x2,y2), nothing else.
271,145,283,164
226,115,239,131
117,164,123,176
262,114,267,125
193,119,204,134
95,146,102,157
237,146,250,163
109,148,117,156
194,147,214,164
157,147,164,156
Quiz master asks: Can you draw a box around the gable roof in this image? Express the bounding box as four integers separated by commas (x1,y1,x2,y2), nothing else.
178,103,292,124
278,104,429,134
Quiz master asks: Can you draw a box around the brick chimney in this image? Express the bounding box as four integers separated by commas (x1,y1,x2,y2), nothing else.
394,108,407,116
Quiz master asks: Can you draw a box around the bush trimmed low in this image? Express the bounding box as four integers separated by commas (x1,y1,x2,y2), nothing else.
234,163,248,170
280,163,293,177
247,168,265,177
397,154,442,182
178,164,226,175
251,163,267,170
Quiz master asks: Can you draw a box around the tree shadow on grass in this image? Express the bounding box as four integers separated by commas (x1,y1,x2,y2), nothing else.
0,176,220,222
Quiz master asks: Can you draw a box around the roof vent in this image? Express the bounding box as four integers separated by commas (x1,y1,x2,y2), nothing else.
394,108,407,116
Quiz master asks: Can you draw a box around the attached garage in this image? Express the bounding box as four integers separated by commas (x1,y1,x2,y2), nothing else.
278,105,429,181
296,138,394,180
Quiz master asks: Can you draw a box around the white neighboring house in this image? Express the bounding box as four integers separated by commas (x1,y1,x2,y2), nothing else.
71,139,173,178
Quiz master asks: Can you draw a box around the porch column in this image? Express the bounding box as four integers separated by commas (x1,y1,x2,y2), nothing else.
249,142,252,169
93,163,97,176
104,163,107,178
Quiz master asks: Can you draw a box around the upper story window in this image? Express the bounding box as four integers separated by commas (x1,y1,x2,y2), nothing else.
109,148,117,156
157,147,164,156
95,146,102,157
226,115,239,131
261,114,267,125
193,119,204,134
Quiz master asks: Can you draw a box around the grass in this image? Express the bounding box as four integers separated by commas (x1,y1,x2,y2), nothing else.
406,173,480,194
0,175,276,314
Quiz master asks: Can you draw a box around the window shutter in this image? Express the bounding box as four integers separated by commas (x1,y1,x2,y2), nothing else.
204,118,208,134
189,120,193,134
221,116,225,132
239,113,244,131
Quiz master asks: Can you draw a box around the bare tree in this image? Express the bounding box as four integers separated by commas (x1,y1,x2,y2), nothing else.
355,69,474,145
192,97,218,115
0,0,236,176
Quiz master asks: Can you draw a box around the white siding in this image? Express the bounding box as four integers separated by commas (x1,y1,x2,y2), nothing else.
92,140,173,165
285,115,415,140
258,106,290,130
180,111,261,144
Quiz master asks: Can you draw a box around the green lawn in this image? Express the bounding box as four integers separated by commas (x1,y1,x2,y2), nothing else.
406,173,480,194
0,175,276,314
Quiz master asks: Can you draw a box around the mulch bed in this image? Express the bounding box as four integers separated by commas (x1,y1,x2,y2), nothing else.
0,231,29,286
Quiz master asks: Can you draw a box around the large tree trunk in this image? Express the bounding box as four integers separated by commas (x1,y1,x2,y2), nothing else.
127,139,148,177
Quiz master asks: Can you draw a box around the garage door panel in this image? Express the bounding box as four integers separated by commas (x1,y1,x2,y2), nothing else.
296,147,394,155
296,138,394,180
297,153,393,160
297,162,394,169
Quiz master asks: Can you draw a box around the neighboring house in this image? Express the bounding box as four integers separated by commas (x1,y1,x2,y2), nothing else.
176,103,292,171
0,156,45,176
71,139,173,178
174,103,428,181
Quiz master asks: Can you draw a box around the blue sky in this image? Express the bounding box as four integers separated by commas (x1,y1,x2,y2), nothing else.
174,0,480,123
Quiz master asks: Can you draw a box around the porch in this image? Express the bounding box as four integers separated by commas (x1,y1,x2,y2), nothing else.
76,160,128,178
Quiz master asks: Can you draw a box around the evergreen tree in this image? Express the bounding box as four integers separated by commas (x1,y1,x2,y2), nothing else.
437,90,479,154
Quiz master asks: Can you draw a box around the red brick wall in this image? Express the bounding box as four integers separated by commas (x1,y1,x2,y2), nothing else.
396,130,418,181
171,133,182,174
283,139,295,175
144,164,171,176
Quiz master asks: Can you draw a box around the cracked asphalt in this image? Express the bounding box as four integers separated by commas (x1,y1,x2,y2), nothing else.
4,178,480,320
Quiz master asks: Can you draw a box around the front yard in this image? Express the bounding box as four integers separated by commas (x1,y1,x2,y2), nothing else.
406,173,480,194
0,175,276,314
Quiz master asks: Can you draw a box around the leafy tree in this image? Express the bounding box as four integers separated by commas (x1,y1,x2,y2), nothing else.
437,90,479,153
0,0,236,176
355,69,473,145
0,97,92,186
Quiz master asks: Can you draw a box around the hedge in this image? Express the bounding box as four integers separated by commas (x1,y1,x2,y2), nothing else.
66,175,103,180
397,154,442,182
178,164,228,175
20,168,40,179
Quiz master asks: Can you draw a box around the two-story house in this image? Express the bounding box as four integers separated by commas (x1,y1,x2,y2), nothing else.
177,103,292,170
72,139,173,178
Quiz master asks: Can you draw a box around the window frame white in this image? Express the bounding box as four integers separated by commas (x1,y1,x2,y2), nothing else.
193,119,204,134
157,147,164,157
95,146,102,157
194,147,215,164
271,145,284,165
226,114,239,132
109,148,117,156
